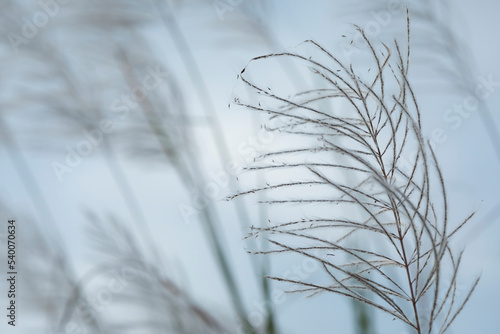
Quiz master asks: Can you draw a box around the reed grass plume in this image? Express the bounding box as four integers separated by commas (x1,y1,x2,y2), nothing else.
231,13,479,334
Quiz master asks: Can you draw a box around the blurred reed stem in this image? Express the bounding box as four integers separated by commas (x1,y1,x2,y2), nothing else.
100,137,164,266
119,55,256,333
154,1,278,332
0,117,103,333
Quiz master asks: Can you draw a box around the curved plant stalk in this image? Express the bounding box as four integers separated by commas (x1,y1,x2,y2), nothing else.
232,14,479,334
100,138,165,264
152,10,278,323
84,212,228,334
117,50,256,334
337,0,500,268
0,92,103,334
151,2,283,331
153,0,256,247
314,68,377,334
2,1,256,333
0,205,103,334
337,0,500,162
48,210,228,334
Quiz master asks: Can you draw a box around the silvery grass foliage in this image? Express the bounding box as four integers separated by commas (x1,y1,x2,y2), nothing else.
231,15,479,334
83,212,228,334
336,0,500,163
1,1,275,333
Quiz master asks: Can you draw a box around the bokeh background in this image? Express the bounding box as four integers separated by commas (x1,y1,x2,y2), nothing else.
0,0,498,333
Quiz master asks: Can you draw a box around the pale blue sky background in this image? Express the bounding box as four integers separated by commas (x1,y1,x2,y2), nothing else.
0,1,499,333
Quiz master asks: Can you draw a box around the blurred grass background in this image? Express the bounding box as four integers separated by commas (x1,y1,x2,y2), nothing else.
0,1,499,333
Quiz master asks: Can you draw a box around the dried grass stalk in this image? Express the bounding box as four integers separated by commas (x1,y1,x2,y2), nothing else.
231,12,478,334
